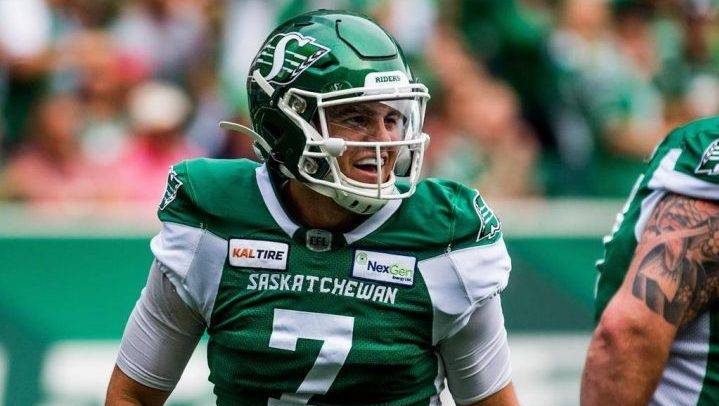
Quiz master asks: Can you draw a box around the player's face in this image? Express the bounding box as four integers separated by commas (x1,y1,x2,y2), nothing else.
325,101,404,184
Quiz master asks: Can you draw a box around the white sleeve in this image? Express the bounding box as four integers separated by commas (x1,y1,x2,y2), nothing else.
149,222,227,324
418,239,512,344
116,260,206,391
438,295,512,405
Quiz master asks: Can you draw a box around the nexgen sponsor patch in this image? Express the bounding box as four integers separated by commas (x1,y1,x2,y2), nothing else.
352,250,416,287
228,239,288,270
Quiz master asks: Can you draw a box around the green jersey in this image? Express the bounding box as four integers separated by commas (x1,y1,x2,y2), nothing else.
596,116,719,405
151,158,510,405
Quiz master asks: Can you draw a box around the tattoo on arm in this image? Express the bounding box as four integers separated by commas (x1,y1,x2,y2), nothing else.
631,193,719,326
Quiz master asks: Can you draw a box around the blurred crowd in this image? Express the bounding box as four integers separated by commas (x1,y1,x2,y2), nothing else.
0,0,717,206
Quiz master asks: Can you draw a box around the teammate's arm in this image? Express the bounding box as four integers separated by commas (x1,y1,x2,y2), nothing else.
581,193,719,405
105,261,206,405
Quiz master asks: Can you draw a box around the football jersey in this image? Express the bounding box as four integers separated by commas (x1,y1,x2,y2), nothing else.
151,158,511,405
596,116,719,405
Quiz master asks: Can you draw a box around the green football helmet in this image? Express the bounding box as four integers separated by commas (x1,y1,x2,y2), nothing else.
220,9,430,214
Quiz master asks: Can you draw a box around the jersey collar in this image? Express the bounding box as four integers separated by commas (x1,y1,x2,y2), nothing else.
255,164,401,245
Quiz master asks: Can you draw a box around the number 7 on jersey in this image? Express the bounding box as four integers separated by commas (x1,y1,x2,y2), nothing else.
268,309,355,405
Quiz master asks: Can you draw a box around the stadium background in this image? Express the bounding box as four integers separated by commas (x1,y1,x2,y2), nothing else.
0,0,717,404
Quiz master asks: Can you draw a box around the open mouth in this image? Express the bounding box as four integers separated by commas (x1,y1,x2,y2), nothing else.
352,156,386,182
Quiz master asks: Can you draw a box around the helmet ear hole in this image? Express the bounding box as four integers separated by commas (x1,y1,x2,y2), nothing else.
290,96,307,114
301,157,319,174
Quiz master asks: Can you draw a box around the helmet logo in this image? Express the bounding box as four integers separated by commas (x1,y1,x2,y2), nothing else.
255,32,330,85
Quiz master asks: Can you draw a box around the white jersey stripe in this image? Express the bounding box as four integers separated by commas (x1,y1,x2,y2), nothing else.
650,312,711,406
633,189,666,241
256,165,301,238
648,148,719,200
343,198,402,245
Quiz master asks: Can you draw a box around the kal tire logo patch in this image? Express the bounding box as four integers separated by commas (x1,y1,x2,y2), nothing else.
253,32,330,85
229,239,289,270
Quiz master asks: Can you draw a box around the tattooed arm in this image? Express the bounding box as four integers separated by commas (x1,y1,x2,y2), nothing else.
581,193,719,406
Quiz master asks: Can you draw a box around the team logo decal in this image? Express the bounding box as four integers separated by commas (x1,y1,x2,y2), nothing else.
695,139,719,176
159,168,183,210
473,190,501,242
229,239,289,270
254,32,330,85
351,250,415,287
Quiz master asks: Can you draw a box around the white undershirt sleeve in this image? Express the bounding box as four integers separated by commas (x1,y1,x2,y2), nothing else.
438,295,512,405
116,260,207,391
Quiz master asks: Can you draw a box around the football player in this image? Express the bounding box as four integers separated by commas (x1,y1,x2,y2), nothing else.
106,10,519,406
582,116,719,405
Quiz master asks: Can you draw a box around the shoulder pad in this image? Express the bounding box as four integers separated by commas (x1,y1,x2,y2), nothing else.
645,117,719,199
397,178,502,250
158,158,268,234
680,121,719,182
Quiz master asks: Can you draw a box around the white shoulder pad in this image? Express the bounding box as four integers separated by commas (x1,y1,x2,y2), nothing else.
150,222,227,324
418,239,511,344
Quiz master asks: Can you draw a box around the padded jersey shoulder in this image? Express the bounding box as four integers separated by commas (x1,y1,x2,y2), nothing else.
642,116,719,199
406,179,511,343
369,177,502,252
672,116,719,181
157,158,265,235
651,116,719,177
